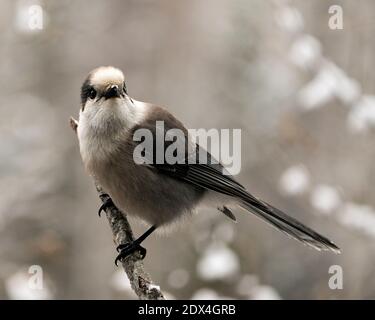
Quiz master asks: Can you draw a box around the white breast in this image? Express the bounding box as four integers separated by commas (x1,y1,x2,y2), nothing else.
77,97,148,166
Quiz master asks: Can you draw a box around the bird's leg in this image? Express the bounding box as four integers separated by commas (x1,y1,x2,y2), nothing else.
98,194,114,217
115,225,157,266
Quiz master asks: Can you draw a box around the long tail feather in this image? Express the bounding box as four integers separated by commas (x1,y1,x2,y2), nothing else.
239,197,341,253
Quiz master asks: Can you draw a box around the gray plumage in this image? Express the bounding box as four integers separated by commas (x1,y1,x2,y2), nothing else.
77,66,341,253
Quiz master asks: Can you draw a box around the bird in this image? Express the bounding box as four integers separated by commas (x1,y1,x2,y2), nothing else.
76,66,340,265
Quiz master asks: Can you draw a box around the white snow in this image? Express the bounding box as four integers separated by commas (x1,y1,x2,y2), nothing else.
348,95,375,133
236,274,259,296
279,164,310,196
335,72,361,104
275,6,304,34
249,285,282,300
289,35,321,70
338,202,375,237
298,62,360,110
236,274,282,300
5,270,52,300
191,288,233,300
196,244,239,281
191,288,219,300
148,284,161,291
310,185,341,215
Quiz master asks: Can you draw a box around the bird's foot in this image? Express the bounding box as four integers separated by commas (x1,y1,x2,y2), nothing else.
98,195,114,217
115,241,147,266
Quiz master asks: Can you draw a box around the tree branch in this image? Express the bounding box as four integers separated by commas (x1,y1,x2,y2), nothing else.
69,117,164,300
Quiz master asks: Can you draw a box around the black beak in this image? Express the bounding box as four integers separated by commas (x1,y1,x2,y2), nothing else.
104,85,121,99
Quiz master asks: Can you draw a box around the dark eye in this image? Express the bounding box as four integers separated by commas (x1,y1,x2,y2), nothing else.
89,88,97,99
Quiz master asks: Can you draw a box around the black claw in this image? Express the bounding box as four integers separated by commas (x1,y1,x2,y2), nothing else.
115,257,120,267
114,242,147,266
98,196,114,217
98,203,105,217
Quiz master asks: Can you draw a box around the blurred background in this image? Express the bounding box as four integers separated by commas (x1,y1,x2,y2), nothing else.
0,0,374,299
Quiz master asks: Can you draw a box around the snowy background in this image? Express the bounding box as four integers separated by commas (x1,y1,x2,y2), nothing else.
0,0,374,299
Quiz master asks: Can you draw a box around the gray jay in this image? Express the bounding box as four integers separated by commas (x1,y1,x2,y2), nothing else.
77,66,340,265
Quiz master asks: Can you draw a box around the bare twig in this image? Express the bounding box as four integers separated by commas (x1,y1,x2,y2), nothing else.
69,117,164,300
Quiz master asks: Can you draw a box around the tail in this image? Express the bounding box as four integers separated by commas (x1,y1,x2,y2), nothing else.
239,197,341,253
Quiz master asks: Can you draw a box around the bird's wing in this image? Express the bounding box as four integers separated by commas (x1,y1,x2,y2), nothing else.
129,106,340,253
152,143,246,194
154,147,340,253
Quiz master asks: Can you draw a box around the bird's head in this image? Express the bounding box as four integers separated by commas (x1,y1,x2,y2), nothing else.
79,66,147,134
80,66,128,111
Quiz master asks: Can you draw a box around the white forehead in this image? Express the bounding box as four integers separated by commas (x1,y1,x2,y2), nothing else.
90,66,124,87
